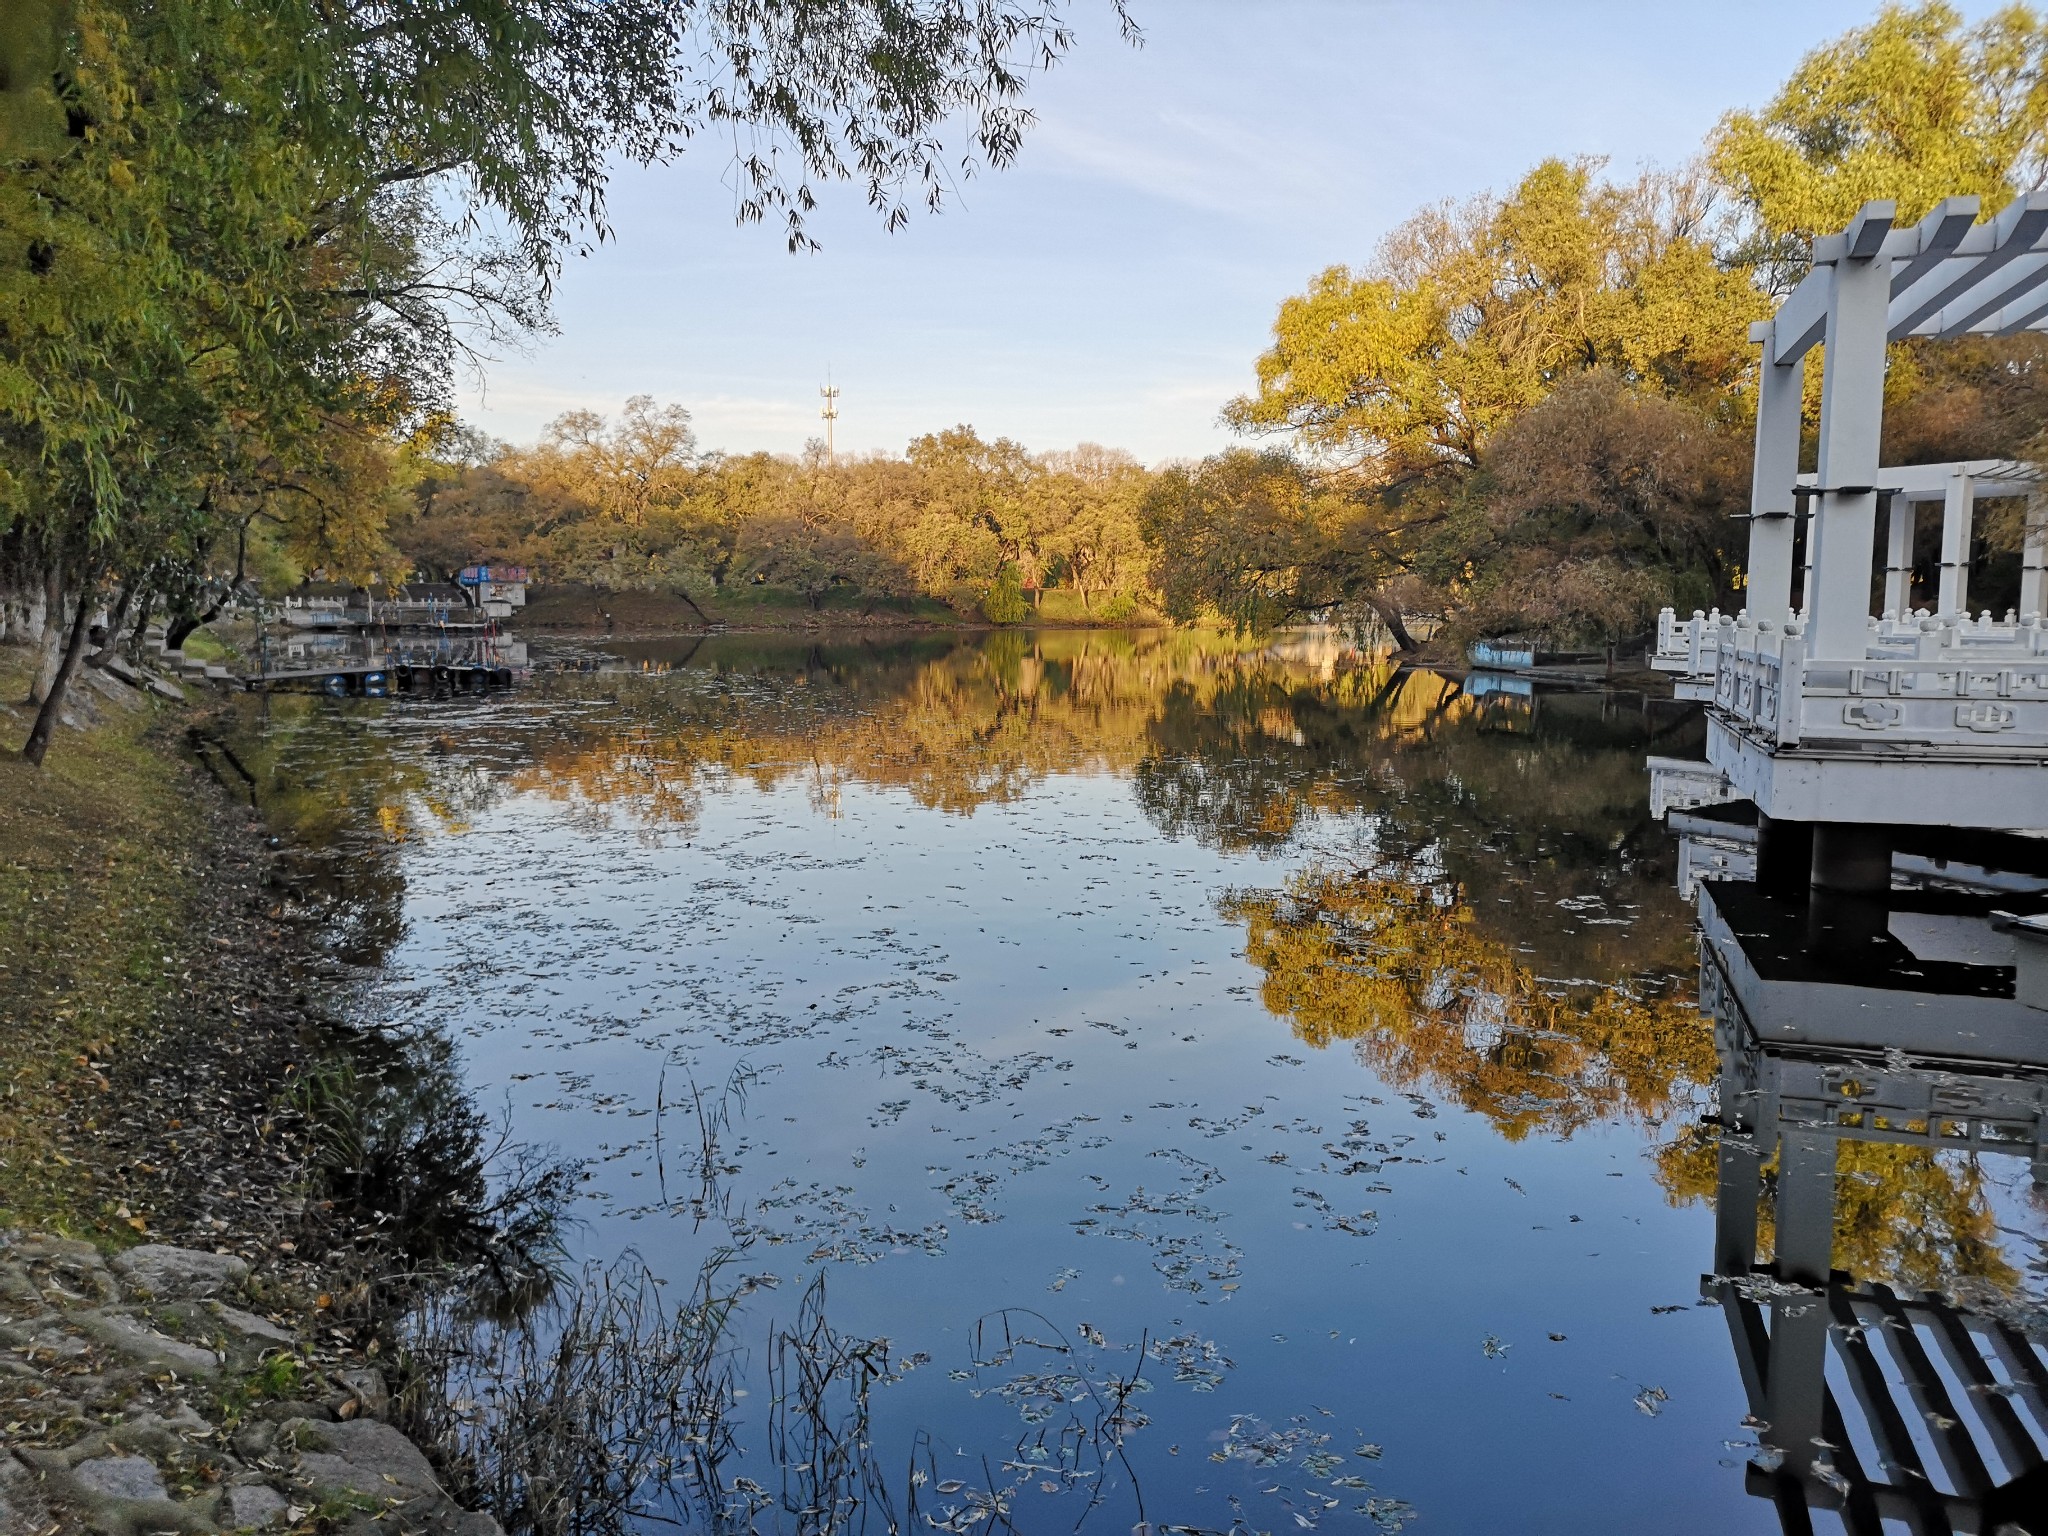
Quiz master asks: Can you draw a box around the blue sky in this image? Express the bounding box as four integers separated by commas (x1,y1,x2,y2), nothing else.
456,0,1995,464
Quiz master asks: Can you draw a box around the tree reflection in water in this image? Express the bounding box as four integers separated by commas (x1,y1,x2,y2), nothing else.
1223,866,1712,1145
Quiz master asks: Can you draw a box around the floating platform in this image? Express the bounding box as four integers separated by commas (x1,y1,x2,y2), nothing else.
245,661,516,696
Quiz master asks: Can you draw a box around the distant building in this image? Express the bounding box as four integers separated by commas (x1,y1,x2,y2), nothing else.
279,576,508,631
457,565,530,618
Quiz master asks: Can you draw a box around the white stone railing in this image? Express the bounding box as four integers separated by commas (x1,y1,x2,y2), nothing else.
1651,607,1716,675
1655,604,2045,681
1705,613,2048,749
1711,622,1802,742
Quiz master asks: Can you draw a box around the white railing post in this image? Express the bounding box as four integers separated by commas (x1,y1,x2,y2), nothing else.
1776,623,1806,746
1883,493,1916,617
2024,492,2047,621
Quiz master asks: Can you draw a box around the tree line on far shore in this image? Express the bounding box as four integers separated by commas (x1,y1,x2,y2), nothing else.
0,0,1136,762
391,406,1157,624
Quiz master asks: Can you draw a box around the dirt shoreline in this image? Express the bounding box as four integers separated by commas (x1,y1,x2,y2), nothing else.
2,667,509,1534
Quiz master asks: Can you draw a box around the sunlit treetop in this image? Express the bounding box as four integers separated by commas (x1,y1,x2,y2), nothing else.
1224,160,1766,482
1711,1,2048,281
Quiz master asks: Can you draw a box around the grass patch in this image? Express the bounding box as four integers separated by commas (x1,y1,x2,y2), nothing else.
177,626,239,663
0,644,210,1243
1027,588,1164,626
215,1350,308,1428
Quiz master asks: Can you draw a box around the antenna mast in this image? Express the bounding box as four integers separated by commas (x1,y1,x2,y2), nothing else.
820,379,840,464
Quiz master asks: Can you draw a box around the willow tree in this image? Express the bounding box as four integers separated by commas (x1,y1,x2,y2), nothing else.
1138,449,1381,638
1227,159,1763,479
1710,1,2048,289
1711,0,2048,565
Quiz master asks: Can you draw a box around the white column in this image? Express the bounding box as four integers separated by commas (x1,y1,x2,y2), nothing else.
1808,244,1892,659
1938,470,1974,617
2024,492,2048,620
1883,494,1916,615
1745,323,1805,627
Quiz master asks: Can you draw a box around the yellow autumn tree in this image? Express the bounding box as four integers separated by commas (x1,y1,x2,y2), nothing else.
1224,160,1768,484
1711,1,2048,284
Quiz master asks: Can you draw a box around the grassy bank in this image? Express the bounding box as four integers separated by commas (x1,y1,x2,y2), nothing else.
0,647,214,1240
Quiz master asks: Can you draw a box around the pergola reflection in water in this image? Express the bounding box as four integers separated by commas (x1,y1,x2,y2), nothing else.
1698,873,2048,1534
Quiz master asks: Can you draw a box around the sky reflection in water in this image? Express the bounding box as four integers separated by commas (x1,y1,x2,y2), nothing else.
223,629,2048,1534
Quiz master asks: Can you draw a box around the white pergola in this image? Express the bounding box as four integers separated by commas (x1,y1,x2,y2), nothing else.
1791,459,2040,621
1651,195,2048,830
1748,193,2048,646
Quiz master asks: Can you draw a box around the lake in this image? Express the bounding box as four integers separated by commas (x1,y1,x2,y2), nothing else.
219,628,2048,1535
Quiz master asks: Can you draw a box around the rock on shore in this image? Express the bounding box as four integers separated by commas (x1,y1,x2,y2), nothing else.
0,1234,498,1536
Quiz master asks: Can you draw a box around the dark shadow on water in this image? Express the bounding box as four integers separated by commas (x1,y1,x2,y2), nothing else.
294,1023,579,1320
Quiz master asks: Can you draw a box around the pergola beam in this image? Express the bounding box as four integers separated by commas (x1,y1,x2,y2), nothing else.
1887,191,2048,339
1929,250,2048,336
1770,193,2048,367
1794,458,2034,498
1991,283,2048,333
1886,196,1981,295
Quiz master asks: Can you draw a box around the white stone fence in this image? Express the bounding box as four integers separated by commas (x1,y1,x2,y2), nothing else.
1683,610,2048,748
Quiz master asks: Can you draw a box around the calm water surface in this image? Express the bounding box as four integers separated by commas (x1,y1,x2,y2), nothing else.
220,629,2048,1534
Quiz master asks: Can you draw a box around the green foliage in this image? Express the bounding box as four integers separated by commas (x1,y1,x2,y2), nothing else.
981,562,1028,624
1711,2,2048,283
0,0,69,154
1225,159,1766,482
3,0,1139,757
216,1351,305,1427
1140,450,1340,633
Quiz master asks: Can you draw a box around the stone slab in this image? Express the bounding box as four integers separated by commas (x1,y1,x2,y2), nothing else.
111,1245,249,1300
291,1418,442,1500
84,1312,219,1375
222,1482,289,1530
72,1454,167,1503
210,1303,295,1347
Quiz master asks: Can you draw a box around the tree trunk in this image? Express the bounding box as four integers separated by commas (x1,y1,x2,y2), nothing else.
1365,594,1418,653
89,577,137,667
124,584,158,665
163,611,206,650
28,563,65,704
22,579,97,767
25,567,52,644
